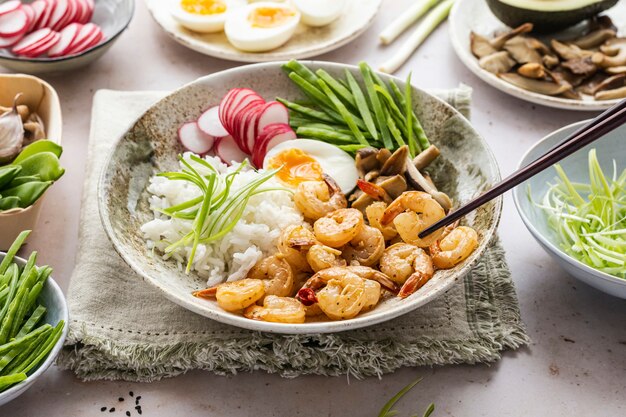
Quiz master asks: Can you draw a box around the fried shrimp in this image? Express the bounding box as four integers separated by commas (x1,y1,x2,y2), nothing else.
299,267,367,320
380,191,446,247
342,225,385,267
345,265,399,293
379,243,425,284
244,295,306,323
277,224,316,272
306,244,347,272
366,201,398,240
294,174,347,220
430,226,478,269
362,279,382,311
397,248,434,298
314,208,364,248
195,279,265,312
247,255,294,297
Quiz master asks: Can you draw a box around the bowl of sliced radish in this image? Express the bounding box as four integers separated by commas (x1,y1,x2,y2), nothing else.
0,0,134,73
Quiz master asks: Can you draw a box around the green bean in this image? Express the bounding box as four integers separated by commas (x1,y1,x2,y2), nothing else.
0,231,30,275
20,320,64,375
1,330,49,376
338,144,371,153
0,324,51,355
359,62,393,149
374,84,408,128
18,252,37,284
0,347,21,372
346,70,379,141
316,79,368,146
296,127,356,144
0,165,21,189
386,112,405,148
0,373,26,390
389,78,430,148
316,69,356,108
301,123,375,140
0,265,19,326
275,97,335,123
287,72,337,114
0,285,27,344
405,73,416,156
16,305,45,339
283,60,319,85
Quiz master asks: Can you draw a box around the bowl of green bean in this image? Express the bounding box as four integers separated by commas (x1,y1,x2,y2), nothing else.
0,230,67,406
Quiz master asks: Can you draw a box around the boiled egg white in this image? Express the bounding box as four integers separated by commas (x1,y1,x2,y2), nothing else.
292,0,344,27
171,0,239,33
263,139,358,194
224,2,300,52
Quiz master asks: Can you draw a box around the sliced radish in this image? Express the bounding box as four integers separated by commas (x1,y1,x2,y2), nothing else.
0,31,23,47
178,122,214,154
36,0,54,29
22,31,60,57
20,4,36,33
48,0,69,31
197,106,229,138
48,22,80,57
218,88,238,131
253,123,295,168
68,25,101,54
240,102,264,154
215,135,249,165
232,100,263,153
0,1,21,17
256,101,289,136
0,8,28,37
64,0,78,26
31,0,46,28
12,27,52,54
64,21,97,54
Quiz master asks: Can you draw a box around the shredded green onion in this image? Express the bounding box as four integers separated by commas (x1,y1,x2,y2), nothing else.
532,149,626,279
155,156,282,273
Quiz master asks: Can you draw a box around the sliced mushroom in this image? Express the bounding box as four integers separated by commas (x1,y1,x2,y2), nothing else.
355,147,379,177
577,73,610,95
479,51,516,74
551,39,593,60
504,36,542,64
413,145,440,171
404,157,452,212
490,23,533,50
588,73,626,95
380,145,408,176
518,62,546,79
350,192,375,213
592,38,626,68
498,72,573,95
547,67,586,88
526,37,551,55
571,29,616,50
364,170,380,182
375,175,407,199
376,148,391,165
470,32,497,58
542,54,560,69
589,15,617,33
595,86,626,100
606,66,626,74
561,57,597,77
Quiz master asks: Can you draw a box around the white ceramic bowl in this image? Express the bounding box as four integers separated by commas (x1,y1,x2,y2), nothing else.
0,253,69,406
513,120,626,299
448,0,626,111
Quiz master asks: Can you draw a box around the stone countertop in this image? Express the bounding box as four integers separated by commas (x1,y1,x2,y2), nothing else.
1,0,624,416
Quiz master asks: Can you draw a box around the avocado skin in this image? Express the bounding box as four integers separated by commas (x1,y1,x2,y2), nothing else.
486,0,619,33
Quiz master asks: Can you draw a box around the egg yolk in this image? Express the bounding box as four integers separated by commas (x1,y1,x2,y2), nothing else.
181,0,226,15
248,7,296,28
267,149,324,187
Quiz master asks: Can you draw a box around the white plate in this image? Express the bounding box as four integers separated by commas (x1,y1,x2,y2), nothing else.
448,0,626,111
144,0,382,62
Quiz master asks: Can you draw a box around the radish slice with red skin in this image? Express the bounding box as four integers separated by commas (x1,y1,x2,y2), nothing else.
255,101,289,136
65,0,79,25
21,4,36,33
21,31,60,57
218,88,239,131
55,0,76,30
11,27,52,54
232,101,263,153
0,31,23,47
65,22,97,54
31,0,46,28
0,1,20,17
223,88,260,119
178,122,214,154
215,135,249,165
228,95,263,133
36,0,54,29
48,22,80,57
68,28,101,54
48,0,69,31
252,123,295,168
84,0,94,22
239,102,264,154
76,0,89,23
197,106,229,138
0,8,28,37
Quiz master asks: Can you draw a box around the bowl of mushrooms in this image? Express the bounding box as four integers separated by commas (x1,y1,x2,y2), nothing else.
0,74,63,250
449,0,626,110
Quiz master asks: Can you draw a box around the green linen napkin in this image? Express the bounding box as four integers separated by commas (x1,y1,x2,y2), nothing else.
58,88,528,381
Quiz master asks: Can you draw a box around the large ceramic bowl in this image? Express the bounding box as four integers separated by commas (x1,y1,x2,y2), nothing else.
98,61,502,334
513,120,626,299
0,253,68,406
0,0,134,74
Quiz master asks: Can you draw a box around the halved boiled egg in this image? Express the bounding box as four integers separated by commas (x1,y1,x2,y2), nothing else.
224,2,300,52
171,0,236,33
292,0,344,27
263,139,358,194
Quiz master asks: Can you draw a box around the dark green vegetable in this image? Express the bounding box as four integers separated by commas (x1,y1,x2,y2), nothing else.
13,152,64,182
1,181,52,208
12,140,62,164
317,79,368,146
8,175,41,187
346,70,379,141
0,196,20,210
0,165,21,189
0,230,65,391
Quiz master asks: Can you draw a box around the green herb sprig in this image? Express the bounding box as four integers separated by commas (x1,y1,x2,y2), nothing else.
378,376,435,417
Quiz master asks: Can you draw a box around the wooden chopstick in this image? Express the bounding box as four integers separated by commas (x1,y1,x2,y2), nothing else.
418,98,626,239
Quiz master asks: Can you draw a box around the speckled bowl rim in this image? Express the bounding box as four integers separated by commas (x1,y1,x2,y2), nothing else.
512,120,626,288
0,0,135,64
448,0,621,111
98,61,503,334
144,0,382,63
0,253,69,403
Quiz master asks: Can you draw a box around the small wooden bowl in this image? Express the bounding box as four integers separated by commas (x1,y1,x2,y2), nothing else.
0,74,62,250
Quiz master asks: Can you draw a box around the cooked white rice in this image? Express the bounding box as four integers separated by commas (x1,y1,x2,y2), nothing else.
140,153,303,286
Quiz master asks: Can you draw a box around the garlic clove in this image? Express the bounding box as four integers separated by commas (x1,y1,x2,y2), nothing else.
0,93,25,164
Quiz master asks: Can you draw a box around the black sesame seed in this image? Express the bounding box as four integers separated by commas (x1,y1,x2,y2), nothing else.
126,412,131,417
129,391,134,397
135,406,141,410
138,409,143,415
101,407,107,412
136,396,141,401
119,397,124,402
109,408,115,413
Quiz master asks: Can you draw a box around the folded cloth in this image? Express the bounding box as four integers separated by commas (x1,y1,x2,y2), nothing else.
58,88,528,381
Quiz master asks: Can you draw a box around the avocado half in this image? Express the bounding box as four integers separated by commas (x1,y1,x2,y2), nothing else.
486,0,619,32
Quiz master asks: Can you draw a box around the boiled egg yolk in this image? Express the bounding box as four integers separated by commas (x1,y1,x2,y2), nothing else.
267,148,323,187
180,0,227,15
248,6,296,28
